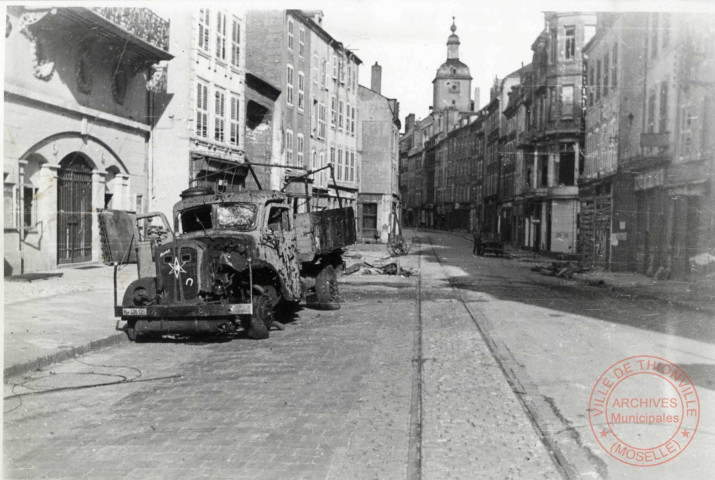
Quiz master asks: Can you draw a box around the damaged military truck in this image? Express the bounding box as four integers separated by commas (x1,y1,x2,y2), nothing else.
113,187,355,340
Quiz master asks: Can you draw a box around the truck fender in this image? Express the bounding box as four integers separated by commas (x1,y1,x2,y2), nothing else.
122,277,158,307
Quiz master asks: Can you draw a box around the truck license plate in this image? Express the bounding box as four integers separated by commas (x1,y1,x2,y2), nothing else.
123,307,147,316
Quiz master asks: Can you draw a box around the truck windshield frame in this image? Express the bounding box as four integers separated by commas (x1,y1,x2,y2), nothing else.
215,203,258,231
180,205,213,233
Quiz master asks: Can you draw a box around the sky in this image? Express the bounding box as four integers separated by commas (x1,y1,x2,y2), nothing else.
322,0,544,122
152,0,715,128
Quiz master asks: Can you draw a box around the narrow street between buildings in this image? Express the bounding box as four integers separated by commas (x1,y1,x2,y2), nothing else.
4,231,713,479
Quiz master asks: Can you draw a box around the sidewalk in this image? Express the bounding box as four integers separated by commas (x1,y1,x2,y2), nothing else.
4,263,137,378
3,242,402,380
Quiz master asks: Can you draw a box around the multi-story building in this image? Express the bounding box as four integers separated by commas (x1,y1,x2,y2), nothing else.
520,12,597,253
152,8,256,218
399,114,416,225
504,71,532,247
468,114,486,231
357,63,401,242
626,13,715,277
482,98,500,233
580,13,646,270
245,10,361,213
4,6,172,274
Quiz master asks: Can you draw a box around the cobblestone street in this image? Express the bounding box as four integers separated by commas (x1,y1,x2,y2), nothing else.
4,232,714,479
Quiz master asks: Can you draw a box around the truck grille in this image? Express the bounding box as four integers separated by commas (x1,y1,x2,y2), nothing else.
160,246,200,302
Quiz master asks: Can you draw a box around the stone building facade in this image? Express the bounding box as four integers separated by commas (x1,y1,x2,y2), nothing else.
580,13,647,270
4,6,172,274
151,7,254,219
357,64,401,243
625,13,715,277
245,10,361,213
520,12,597,254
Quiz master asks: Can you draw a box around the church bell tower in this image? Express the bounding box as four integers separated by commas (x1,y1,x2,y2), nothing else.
432,18,472,112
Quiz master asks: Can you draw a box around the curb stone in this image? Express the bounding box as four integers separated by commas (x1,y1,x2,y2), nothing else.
4,333,127,379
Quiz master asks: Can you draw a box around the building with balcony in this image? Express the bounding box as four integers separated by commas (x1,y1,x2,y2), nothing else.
356,64,401,242
625,13,715,277
4,6,172,274
520,12,597,254
245,10,361,213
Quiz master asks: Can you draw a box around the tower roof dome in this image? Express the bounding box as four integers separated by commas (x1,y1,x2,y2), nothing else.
434,58,472,81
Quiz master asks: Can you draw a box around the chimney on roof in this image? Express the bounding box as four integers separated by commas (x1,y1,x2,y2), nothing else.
371,62,382,94
405,113,415,132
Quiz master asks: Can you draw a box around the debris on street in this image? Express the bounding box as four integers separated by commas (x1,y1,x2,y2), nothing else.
530,261,589,280
343,258,416,277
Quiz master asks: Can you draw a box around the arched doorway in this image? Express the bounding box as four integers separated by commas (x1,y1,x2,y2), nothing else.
58,153,93,264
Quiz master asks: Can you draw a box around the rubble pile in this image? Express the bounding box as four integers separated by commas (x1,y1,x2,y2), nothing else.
343,258,416,277
530,261,589,280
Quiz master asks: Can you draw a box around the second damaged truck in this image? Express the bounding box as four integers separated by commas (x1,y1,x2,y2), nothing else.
114,186,355,340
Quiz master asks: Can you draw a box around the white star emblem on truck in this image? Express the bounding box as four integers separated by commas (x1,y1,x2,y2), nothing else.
169,257,187,279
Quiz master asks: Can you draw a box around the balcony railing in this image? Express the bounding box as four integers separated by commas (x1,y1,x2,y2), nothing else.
91,7,169,51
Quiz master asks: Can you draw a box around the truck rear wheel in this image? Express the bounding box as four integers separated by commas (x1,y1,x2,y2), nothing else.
315,265,340,310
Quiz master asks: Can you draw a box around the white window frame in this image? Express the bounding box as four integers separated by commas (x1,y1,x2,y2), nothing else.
214,87,226,143
338,100,344,131
311,97,318,137
299,27,305,57
297,133,304,166
286,129,294,164
196,80,209,138
318,103,326,139
298,71,305,111
321,59,327,88
330,96,336,128
198,9,210,52
564,26,576,60
330,146,336,178
216,11,227,60
287,19,294,50
230,94,240,146
332,55,338,79
312,54,319,85
286,64,294,106
231,17,240,67
350,104,356,135
337,148,343,180
350,151,355,182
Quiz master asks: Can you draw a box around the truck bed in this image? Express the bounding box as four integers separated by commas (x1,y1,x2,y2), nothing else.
295,207,356,261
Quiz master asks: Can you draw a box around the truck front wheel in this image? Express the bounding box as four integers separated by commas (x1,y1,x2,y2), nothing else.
315,265,340,310
243,294,273,339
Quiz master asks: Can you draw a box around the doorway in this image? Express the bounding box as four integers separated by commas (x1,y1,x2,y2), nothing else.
57,154,93,264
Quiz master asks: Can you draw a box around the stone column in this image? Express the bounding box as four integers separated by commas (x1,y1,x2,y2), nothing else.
91,170,107,263
110,173,131,210
547,150,556,187
38,163,60,269
532,150,538,187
